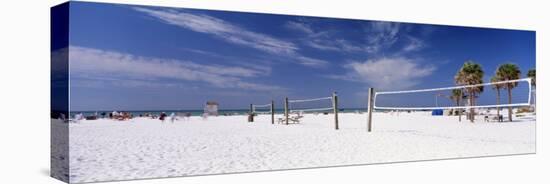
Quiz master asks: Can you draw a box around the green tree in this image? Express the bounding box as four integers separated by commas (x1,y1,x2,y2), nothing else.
496,63,521,122
527,68,536,87
527,68,536,108
455,61,484,123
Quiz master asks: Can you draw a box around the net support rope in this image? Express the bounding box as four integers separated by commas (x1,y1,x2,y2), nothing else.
374,78,532,110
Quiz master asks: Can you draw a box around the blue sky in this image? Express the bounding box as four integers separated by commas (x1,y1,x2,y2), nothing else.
66,2,535,111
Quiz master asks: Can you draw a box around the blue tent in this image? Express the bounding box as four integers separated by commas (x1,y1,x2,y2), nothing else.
432,109,443,116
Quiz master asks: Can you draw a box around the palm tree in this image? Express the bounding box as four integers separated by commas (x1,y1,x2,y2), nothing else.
491,75,504,121
496,63,521,122
455,61,484,123
450,89,464,122
527,68,536,87
527,68,536,108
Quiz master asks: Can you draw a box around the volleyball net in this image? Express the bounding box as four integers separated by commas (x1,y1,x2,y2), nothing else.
288,96,334,113
373,78,533,111
252,103,272,114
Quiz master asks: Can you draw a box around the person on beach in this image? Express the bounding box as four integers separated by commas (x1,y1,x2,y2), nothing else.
60,113,66,121
185,112,192,120
159,112,167,123
170,112,176,123
74,113,84,123
112,111,119,120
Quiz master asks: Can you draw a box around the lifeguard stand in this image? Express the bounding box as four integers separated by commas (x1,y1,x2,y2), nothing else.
204,101,219,116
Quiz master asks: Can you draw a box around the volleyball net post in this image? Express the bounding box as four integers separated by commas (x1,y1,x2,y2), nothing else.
367,88,374,132
333,92,339,130
249,104,253,114
284,97,289,125
271,100,275,124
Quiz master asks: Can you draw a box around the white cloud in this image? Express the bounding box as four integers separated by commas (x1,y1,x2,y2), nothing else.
134,7,329,68
180,47,223,57
303,21,427,54
321,23,434,90
306,38,369,53
286,21,416,54
296,56,329,68
335,57,435,90
363,22,401,53
367,22,401,42
402,36,425,52
69,46,285,91
285,21,314,34
71,77,189,89
179,47,273,73
134,7,298,55
283,21,435,90
284,21,370,53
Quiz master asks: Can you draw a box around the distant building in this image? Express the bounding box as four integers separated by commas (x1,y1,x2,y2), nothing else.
204,101,219,116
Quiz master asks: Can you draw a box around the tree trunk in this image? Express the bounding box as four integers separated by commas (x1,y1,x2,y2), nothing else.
456,99,461,122
508,87,512,122
496,88,500,121
469,92,475,123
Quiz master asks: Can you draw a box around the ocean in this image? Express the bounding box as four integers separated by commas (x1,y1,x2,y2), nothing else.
69,108,368,118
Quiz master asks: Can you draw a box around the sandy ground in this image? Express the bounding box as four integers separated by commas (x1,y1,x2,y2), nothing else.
57,111,535,183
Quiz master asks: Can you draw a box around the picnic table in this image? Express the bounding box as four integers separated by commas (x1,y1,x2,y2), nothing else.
277,115,303,124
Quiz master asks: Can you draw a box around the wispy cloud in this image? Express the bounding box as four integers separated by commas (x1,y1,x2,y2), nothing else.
365,22,400,44
286,20,430,56
284,21,314,34
286,21,413,55
134,7,328,68
71,76,192,89
134,7,297,55
286,21,370,53
309,38,371,53
363,22,402,54
179,47,273,73
296,56,330,67
69,46,285,91
286,21,435,89
328,57,435,90
402,36,425,52
364,22,430,54
180,47,223,57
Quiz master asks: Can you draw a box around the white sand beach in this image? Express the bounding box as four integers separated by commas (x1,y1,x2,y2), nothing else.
59,111,535,183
